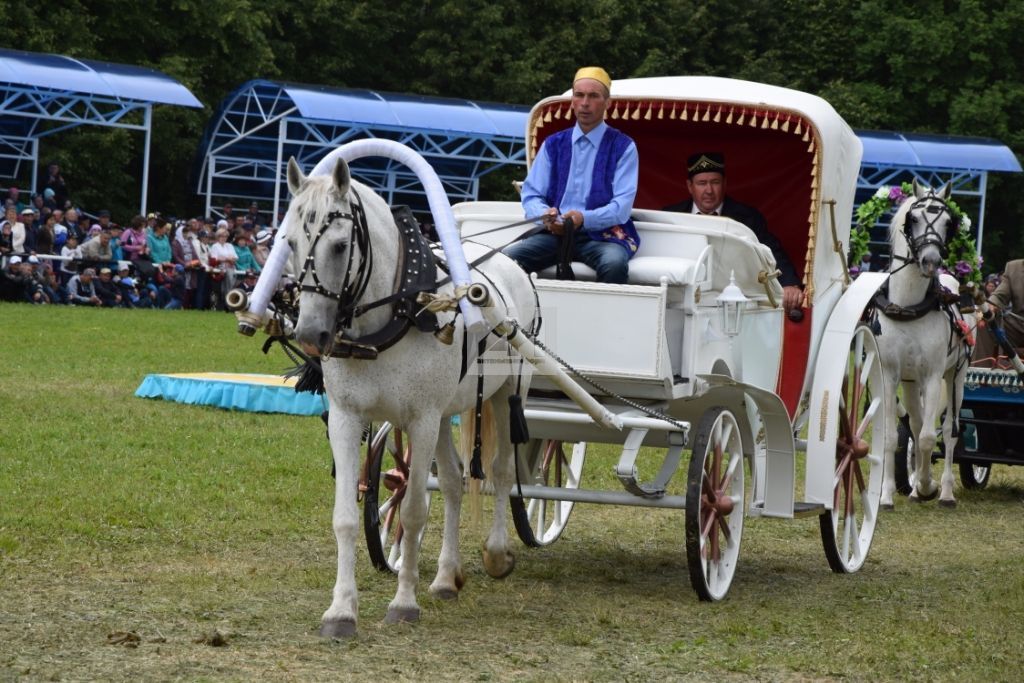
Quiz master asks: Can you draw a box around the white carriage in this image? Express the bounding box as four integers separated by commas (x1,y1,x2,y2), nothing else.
363,76,892,601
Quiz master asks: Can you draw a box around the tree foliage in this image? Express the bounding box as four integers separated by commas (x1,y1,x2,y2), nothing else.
4,0,1024,265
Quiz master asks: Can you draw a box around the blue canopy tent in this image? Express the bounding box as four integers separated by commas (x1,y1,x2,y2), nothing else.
856,130,1022,254
196,80,528,224
0,48,202,214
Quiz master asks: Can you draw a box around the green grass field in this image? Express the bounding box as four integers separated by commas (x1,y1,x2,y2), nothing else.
1,303,1023,681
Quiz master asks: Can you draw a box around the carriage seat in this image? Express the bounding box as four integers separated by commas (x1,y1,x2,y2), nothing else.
536,224,710,287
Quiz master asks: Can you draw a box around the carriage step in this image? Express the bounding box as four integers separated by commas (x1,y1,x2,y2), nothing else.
792,501,826,518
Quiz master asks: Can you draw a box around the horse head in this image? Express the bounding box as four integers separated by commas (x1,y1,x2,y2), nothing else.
892,179,957,278
285,157,372,356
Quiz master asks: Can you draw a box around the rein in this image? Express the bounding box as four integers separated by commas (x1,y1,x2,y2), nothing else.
898,194,958,263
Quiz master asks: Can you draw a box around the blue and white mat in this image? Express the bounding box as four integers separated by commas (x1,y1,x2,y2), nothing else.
135,372,325,416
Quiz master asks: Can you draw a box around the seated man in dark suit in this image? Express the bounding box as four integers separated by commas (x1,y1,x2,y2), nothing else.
664,152,802,313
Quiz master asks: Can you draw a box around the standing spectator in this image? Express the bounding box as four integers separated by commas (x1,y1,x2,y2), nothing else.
171,222,200,308
41,162,69,209
147,221,173,266
59,233,81,284
246,201,261,226
80,227,115,269
40,188,57,211
233,233,261,274
193,229,213,310
93,267,122,307
34,213,56,255
7,187,28,214
209,227,238,310
62,208,82,242
66,267,101,306
252,229,272,268
9,207,29,254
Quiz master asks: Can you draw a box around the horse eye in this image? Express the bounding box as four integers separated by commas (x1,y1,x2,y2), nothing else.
333,241,346,254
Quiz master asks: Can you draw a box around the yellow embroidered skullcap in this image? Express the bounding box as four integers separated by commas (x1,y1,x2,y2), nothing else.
573,66,611,92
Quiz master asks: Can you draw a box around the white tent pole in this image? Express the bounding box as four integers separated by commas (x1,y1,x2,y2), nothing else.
140,105,152,215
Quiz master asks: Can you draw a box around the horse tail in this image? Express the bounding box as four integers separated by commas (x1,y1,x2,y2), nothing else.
459,399,497,525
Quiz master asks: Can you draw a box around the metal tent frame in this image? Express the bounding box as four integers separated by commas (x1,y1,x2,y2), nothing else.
0,48,202,214
196,80,528,224
856,130,1021,254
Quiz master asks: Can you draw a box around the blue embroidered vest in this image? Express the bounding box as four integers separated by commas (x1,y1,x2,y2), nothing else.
544,126,640,255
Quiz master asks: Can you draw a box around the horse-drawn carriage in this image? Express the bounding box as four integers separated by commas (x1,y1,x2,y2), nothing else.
238,75,893,633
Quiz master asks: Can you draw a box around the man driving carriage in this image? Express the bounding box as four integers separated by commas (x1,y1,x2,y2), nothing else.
664,152,802,313
504,66,640,284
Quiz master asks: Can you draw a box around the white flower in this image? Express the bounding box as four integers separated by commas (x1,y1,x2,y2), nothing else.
874,186,889,199
962,215,972,230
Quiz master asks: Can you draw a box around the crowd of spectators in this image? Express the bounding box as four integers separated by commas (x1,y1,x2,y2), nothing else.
0,171,273,310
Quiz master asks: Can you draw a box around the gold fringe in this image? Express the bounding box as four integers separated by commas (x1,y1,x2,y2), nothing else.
771,112,779,130
553,106,561,120
761,114,770,129
702,105,710,122
611,105,620,119
749,111,757,127
680,105,687,120
544,110,552,122
795,120,802,135
623,103,631,119
670,103,677,119
632,104,640,120
737,110,745,126
658,102,664,119
781,117,790,132
535,116,544,130
802,129,809,142
726,106,734,124
713,105,722,123
565,106,573,119
807,139,815,153
644,103,652,120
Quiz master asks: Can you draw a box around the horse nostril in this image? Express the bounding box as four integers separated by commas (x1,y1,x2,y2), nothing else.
318,330,331,350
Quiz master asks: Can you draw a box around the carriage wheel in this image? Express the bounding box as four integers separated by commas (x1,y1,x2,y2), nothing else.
685,407,745,601
510,439,586,547
362,423,432,574
956,437,991,489
819,325,885,574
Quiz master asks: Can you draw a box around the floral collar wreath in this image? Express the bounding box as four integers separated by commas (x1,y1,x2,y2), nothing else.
850,182,981,286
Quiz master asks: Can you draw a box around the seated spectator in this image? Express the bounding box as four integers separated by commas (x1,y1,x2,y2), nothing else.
117,276,150,308
26,255,56,304
160,263,186,310
0,255,31,302
66,267,102,306
0,217,13,257
147,221,173,265
59,234,82,285
252,229,272,268
240,269,258,294
233,233,261,274
93,267,122,307
7,186,28,214
985,273,1000,296
80,227,115,269
121,215,150,263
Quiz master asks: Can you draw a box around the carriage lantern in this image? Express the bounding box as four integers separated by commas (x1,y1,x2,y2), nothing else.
718,271,750,336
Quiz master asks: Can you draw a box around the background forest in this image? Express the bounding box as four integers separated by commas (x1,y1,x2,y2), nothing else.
3,0,1024,268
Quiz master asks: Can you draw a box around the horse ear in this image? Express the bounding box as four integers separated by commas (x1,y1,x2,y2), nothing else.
937,182,952,201
333,158,351,196
912,178,926,198
287,157,306,196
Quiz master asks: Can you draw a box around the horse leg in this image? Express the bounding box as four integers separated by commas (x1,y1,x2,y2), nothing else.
318,410,365,639
880,389,899,510
909,379,940,502
481,386,517,579
428,416,466,600
938,374,963,508
385,415,440,624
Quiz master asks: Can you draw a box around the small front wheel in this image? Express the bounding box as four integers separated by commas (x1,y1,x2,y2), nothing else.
362,423,432,573
685,407,745,601
510,439,585,547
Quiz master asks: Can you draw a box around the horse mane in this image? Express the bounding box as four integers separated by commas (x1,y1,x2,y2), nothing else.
888,195,914,247
288,175,348,233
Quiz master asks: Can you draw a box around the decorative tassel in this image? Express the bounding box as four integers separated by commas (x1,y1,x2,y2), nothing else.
726,106,734,124
544,110,552,122
565,106,573,119
713,105,721,123
761,114,769,129
644,103,652,120
702,105,710,122
679,105,687,120
508,394,530,444
807,139,815,152
632,104,640,120
771,112,780,130
553,106,561,119
292,358,326,395
781,117,790,132
737,110,745,126
749,111,757,127
611,105,620,119
802,129,810,142
795,120,802,135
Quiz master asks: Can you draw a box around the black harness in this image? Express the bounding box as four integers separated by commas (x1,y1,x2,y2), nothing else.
296,195,438,360
889,193,959,270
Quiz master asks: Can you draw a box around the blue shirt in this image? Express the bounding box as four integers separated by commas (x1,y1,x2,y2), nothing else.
522,121,639,233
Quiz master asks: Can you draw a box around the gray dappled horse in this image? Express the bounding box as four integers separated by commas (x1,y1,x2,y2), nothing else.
877,180,971,509
285,157,534,636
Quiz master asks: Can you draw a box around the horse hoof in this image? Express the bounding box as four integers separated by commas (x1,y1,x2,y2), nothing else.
318,619,357,639
384,606,420,624
880,503,895,511
482,548,516,579
431,587,460,601
915,487,939,502
938,499,958,509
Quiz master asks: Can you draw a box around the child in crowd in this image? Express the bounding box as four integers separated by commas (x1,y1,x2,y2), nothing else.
59,234,81,285
233,233,261,274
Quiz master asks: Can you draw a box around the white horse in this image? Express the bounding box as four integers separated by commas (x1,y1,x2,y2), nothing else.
878,180,971,508
284,157,534,637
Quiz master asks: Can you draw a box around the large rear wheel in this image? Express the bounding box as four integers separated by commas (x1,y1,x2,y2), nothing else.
510,439,586,547
685,407,745,601
819,325,885,573
363,423,432,573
